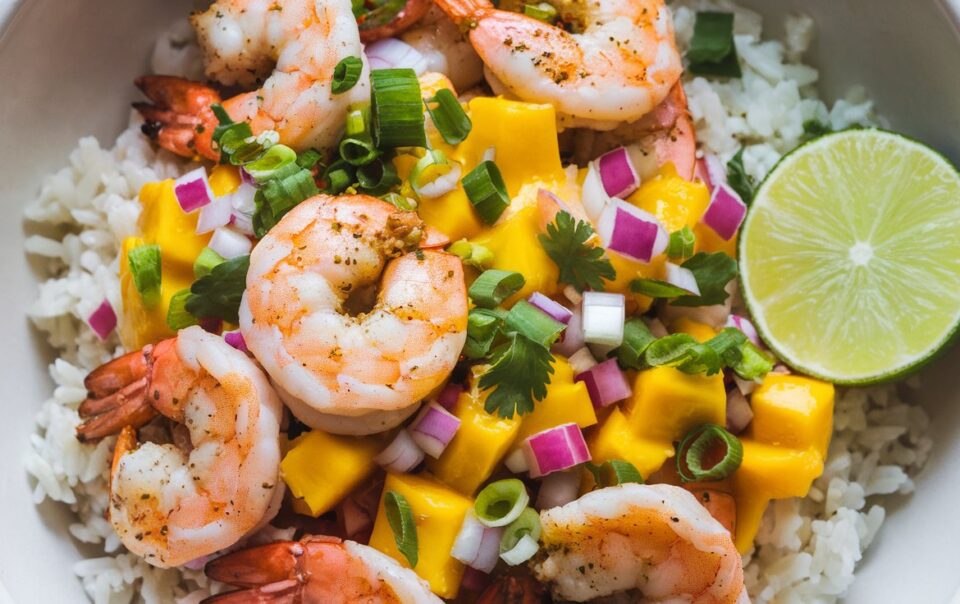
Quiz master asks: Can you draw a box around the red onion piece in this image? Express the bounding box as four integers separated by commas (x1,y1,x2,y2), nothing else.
665,262,701,296
173,167,214,213
575,358,632,409
552,304,585,357
436,382,463,410
460,567,490,592
196,194,234,235
726,388,754,434
375,429,425,473
725,314,760,347
523,423,591,478
364,38,429,74
694,153,727,192
223,331,248,353
597,200,667,263
701,183,747,241
87,299,116,340
409,402,461,458
209,227,253,259
535,469,580,510
597,146,640,198
239,167,257,186
451,512,504,573
528,292,573,324
340,497,373,539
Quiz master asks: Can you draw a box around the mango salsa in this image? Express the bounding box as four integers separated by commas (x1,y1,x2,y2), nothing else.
280,430,385,517
627,164,711,233
369,473,472,599
514,356,597,444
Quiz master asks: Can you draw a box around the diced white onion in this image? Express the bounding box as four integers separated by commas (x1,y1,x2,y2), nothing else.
416,163,462,199
580,163,610,222
500,534,540,566
581,291,625,348
209,227,252,259
535,470,580,510
665,262,701,296
375,429,425,473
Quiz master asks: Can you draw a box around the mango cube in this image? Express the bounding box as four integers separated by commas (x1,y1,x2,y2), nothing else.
749,374,835,458
627,164,711,233
624,366,726,444
589,407,674,479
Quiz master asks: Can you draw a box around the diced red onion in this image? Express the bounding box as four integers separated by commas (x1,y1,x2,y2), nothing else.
196,194,234,235
460,567,490,592
562,284,583,306
580,163,610,222
409,402,461,458
450,512,504,573
552,304,584,357
597,146,640,198
239,167,257,186
436,382,463,410
523,423,591,478
566,347,597,376
504,448,529,474
528,292,573,324
173,167,215,213
535,469,580,510
375,429,425,473
694,153,726,192
575,358,632,409
87,299,116,340
665,262,701,296
417,163,462,199
701,183,747,241
726,388,754,434
223,331,248,353
581,292,625,348
364,38,429,74
725,314,760,347
209,227,253,259
597,200,667,263
733,374,756,396
340,497,374,539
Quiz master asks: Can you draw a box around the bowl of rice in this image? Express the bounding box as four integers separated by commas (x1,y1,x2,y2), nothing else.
3,0,960,602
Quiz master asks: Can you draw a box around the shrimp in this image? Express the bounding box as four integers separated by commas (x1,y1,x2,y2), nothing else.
135,0,370,161
75,326,284,568
432,0,683,127
400,5,486,93
532,484,747,603
239,194,468,435
201,535,442,603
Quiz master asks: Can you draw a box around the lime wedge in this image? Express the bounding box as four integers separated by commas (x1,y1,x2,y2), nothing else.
739,129,960,384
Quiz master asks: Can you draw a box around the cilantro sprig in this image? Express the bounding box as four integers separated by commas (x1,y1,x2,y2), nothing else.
539,211,616,293
630,252,738,307
479,332,554,418
185,255,250,324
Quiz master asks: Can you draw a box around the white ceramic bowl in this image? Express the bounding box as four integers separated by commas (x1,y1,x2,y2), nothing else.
3,0,960,602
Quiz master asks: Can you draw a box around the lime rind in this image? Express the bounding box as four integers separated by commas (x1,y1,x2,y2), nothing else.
739,128,960,385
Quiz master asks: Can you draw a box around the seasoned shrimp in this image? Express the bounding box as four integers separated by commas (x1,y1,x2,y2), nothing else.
239,195,468,435
135,0,369,160
400,5,486,93
433,0,683,126
202,535,441,603
76,326,284,568
532,484,747,603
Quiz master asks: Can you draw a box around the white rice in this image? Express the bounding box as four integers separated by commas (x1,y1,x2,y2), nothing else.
22,6,932,604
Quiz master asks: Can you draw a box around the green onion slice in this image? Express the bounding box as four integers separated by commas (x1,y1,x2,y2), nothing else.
425,89,472,145
346,103,371,137
676,424,744,482
385,491,418,567
462,160,510,224
448,239,493,271
260,164,320,218
193,246,225,280
166,288,197,331
504,300,564,347
705,327,747,367
127,244,162,309
474,479,530,527
615,318,656,370
668,226,696,260
644,333,699,367
630,278,695,298
371,68,426,149
409,149,453,195
687,12,742,78
469,269,525,308
523,2,557,23
245,144,298,181
357,157,400,195
381,192,418,211
732,340,774,380
296,148,323,170
586,459,645,487
332,56,364,94
463,308,503,360
339,135,381,167
499,507,541,554
677,342,723,376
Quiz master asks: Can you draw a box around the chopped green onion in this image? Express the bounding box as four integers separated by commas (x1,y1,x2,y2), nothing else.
381,192,418,211
371,68,426,148
644,333,699,367
339,135,381,166
630,278,694,298
346,104,371,136
586,459,644,487
296,148,323,170
260,164,320,218
193,247,225,280
332,56,364,94
323,160,357,195
245,144,298,181
499,507,541,555
463,161,510,224
356,157,400,195
677,342,723,376
732,340,774,380
384,491,418,567
127,244,162,309
463,308,503,359
615,318,656,370
409,149,453,195
166,288,197,330
448,239,494,270
687,12,741,78
469,269,525,308
523,2,557,23
474,479,530,527
705,327,747,367
217,123,255,160
504,300,564,347
425,89,472,145
668,226,696,260
676,424,743,482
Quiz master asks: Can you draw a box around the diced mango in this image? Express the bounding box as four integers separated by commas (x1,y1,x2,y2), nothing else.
427,389,521,495
695,223,738,257
589,407,674,479
624,367,726,444
628,165,711,233
670,317,718,343
280,430,385,517
369,473,472,599
749,374,835,458
514,356,598,444
119,237,177,349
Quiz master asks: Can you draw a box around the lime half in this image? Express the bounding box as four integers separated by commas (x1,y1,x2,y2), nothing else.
739,129,960,384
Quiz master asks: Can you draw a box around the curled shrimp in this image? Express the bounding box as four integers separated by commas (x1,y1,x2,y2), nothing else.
202,535,441,603
135,0,370,160
76,326,284,568
433,0,683,127
239,194,468,435
532,483,747,603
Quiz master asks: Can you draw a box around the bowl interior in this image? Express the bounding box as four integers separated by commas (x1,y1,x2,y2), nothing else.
2,0,960,601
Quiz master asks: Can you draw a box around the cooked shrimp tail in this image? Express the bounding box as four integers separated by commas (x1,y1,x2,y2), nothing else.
133,75,221,160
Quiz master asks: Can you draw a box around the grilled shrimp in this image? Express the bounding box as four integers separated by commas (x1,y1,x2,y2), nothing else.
202,535,441,603
433,0,683,127
75,326,284,568
135,0,369,160
532,484,747,603
239,194,468,436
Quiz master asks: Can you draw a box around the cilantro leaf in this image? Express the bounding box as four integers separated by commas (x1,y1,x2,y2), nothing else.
479,332,554,419
539,211,616,293
185,255,250,324
630,278,697,298
802,119,833,140
726,148,756,204
671,252,738,307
